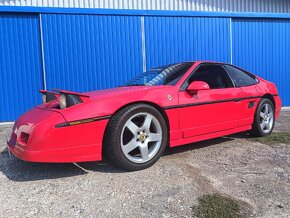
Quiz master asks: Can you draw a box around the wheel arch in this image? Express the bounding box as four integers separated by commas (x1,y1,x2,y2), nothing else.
102,101,170,154
262,93,276,109
112,101,169,129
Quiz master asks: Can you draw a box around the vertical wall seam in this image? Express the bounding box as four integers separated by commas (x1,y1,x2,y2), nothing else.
141,16,147,72
39,13,47,90
230,17,233,64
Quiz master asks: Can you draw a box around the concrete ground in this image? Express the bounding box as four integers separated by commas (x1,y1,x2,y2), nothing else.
0,111,289,218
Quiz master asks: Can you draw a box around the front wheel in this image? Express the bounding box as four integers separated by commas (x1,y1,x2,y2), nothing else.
104,104,168,171
249,98,275,137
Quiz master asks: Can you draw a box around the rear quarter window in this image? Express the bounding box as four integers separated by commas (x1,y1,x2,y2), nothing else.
225,65,258,87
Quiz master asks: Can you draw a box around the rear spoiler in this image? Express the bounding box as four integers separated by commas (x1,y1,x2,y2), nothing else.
53,89,90,98
39,89,90,104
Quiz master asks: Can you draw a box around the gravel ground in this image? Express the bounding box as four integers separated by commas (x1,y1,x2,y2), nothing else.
0,111,289,218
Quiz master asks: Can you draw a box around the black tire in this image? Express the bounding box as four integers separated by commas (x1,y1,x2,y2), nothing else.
103,104,168,171
249,98,275,137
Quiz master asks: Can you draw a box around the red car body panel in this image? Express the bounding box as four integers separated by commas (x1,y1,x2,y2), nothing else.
8,107,108,162
178,87,243,137
7,61,282,163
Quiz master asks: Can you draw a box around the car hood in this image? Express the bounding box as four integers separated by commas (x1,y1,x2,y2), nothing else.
37,85,178,123
85,86,172,100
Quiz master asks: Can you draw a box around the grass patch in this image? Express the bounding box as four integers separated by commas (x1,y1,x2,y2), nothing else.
249,132,290,145
192,193,243,218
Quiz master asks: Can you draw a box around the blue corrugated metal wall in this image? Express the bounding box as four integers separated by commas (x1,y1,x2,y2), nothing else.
0,14,43,121
0,11,290,121
232,18,290,106
145,17,231,68
41,14,143,92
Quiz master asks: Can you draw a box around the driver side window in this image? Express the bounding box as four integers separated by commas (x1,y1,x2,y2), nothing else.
189,64,234,89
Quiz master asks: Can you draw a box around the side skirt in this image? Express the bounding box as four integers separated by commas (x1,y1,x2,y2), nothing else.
169,125,252,147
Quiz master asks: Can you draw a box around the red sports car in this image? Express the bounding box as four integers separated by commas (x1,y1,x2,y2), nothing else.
7,61,281,170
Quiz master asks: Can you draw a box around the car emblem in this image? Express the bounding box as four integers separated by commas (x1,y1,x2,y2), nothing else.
167,95,172,101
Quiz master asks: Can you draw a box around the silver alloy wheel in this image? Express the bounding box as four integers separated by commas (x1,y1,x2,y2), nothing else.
259,103,274,133
121,112,162,164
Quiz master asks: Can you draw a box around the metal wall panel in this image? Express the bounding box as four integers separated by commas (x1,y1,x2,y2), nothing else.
1,12,290,122
1,0,290,13
0,13,43,121
41,14,143,91
232,18,290,106
145,16,231,69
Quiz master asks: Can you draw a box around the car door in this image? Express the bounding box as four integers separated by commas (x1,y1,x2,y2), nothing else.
224,64,261,127
178,63,244,138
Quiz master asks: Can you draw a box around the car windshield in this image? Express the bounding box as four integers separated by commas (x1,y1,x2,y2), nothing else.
123,62,193,86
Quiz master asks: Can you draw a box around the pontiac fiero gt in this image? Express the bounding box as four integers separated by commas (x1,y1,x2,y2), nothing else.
7,61,281,170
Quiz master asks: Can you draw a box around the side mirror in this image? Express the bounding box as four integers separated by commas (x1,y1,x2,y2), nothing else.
187,81,210,93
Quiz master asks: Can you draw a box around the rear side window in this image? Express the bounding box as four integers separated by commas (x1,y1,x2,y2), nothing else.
225,65,258,87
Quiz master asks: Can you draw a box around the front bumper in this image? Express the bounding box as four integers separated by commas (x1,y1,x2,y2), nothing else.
7,108,108,163
8,141,104,163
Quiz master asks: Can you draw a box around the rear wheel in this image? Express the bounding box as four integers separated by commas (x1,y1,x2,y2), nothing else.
104,104,168,171
249,98,275,137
